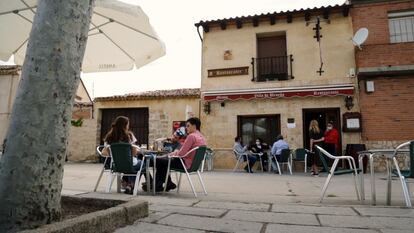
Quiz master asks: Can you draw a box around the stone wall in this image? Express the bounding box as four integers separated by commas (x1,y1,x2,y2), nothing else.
67,118,98,162
148,110,170,144
364,140,410,172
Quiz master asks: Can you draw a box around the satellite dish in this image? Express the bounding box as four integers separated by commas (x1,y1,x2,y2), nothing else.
352,28,369,50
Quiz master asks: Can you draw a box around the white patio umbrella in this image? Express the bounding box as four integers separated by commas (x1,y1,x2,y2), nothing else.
0,0,165,72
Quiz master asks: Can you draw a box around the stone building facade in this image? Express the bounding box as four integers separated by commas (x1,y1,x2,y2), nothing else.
196,3,363,169
94,89,200,152
0,65,95,161
351,0,414,151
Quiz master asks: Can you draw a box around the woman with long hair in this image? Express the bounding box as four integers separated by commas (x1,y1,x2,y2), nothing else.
102,116,142,194
309,119,324,176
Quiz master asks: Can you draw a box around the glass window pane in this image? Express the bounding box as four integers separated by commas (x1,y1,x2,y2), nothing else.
239,115,280,147
389,15,414,43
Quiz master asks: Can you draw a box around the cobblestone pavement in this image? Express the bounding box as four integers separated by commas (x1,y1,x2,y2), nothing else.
63,163,414,233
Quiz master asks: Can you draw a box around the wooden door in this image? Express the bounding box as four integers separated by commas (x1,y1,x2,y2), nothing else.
257,36,287,80
100,108,149,146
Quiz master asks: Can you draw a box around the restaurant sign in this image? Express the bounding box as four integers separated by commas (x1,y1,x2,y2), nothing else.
207,66,249,77
203,88,353,102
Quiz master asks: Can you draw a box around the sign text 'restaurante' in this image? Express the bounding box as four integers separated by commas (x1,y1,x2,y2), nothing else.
208,67,249,77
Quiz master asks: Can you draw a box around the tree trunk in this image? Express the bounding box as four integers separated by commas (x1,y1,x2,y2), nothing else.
0,0,94,231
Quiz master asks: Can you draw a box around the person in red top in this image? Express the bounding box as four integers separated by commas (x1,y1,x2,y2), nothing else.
152,117,206,192
323,121,339,156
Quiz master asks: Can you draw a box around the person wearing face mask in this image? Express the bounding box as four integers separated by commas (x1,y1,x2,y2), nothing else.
249,138,270,171
323,121,339,156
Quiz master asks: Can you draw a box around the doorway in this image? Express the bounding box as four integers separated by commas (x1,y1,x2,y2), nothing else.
99,108,149,146
302,108,341,155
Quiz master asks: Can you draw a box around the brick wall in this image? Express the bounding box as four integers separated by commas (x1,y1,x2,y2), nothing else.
359,76,414,141
352,0,414,67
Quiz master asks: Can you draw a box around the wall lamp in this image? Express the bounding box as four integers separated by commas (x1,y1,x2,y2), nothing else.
203,102,211,115
345,95,354,110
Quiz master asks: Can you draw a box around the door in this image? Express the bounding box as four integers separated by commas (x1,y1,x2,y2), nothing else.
100,108,149,146
302,108,341,155
256,35,288,81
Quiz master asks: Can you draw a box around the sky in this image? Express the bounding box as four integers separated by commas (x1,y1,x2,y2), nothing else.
1,0,346,98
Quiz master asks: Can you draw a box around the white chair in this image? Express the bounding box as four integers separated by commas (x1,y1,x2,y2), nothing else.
93,145,113,192
315,145,361,203
94,143,145,195
201,147,214,172
164,146,208,197
391,141,413,207
270,149,292,175
233,149,252,172
250,152,265,172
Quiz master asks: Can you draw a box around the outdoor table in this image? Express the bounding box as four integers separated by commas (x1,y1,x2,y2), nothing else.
141,149,168,195
358,149,409,205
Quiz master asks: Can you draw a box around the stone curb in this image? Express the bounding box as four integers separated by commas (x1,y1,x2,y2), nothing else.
20,198,148,233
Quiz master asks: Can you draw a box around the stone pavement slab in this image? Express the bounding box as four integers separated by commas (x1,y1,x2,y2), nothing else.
150,204,226,217
143,196,198,207
271,204,357,215
354,207,414,217
319,215,414,230
380,230,414,233
266,224,379,233
115,222,204,233
62,164,414,232
224,210,319,226
140,211,171,223
194,200,270,211
158,213,263,232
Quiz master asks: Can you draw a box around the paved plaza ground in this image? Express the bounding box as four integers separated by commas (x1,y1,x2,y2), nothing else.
63,163,414,233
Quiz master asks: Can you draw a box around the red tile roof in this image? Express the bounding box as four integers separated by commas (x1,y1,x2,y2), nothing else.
94,88,200,102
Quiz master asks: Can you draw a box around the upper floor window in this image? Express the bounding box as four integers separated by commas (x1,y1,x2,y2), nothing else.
388,11,414,43
252,33,293,82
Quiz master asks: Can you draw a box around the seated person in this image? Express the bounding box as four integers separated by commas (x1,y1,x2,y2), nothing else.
101,116,147,194
150,117,206,192
162,128,186,152
249,138,270,171
233,136,257,173
270,135,289,171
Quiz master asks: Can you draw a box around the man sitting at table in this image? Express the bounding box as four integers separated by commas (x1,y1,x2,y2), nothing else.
162,128,186,152
145,117,206,192
270,134,289,172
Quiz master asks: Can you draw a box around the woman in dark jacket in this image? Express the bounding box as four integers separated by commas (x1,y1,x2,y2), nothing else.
249,138,270,171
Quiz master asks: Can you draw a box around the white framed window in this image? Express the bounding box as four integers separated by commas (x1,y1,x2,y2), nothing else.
388,11,414,43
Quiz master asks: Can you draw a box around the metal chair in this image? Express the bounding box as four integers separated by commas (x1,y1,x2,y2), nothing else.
391,141,413,207
102,143,144,195
233,149,251,172
201,147,214,172
94,145,112,192
164,146,208,197
271,149,292,175
316,145,361,203
293,148,308,173
250,152,265,172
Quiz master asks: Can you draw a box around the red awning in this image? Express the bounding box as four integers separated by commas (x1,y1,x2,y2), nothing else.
202,84,354,102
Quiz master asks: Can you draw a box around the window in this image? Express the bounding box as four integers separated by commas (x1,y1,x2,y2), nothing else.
238,115,280,146
252,34,293,82
388,11,414,43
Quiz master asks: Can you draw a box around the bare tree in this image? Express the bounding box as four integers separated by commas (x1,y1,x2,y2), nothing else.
0,0,95,231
